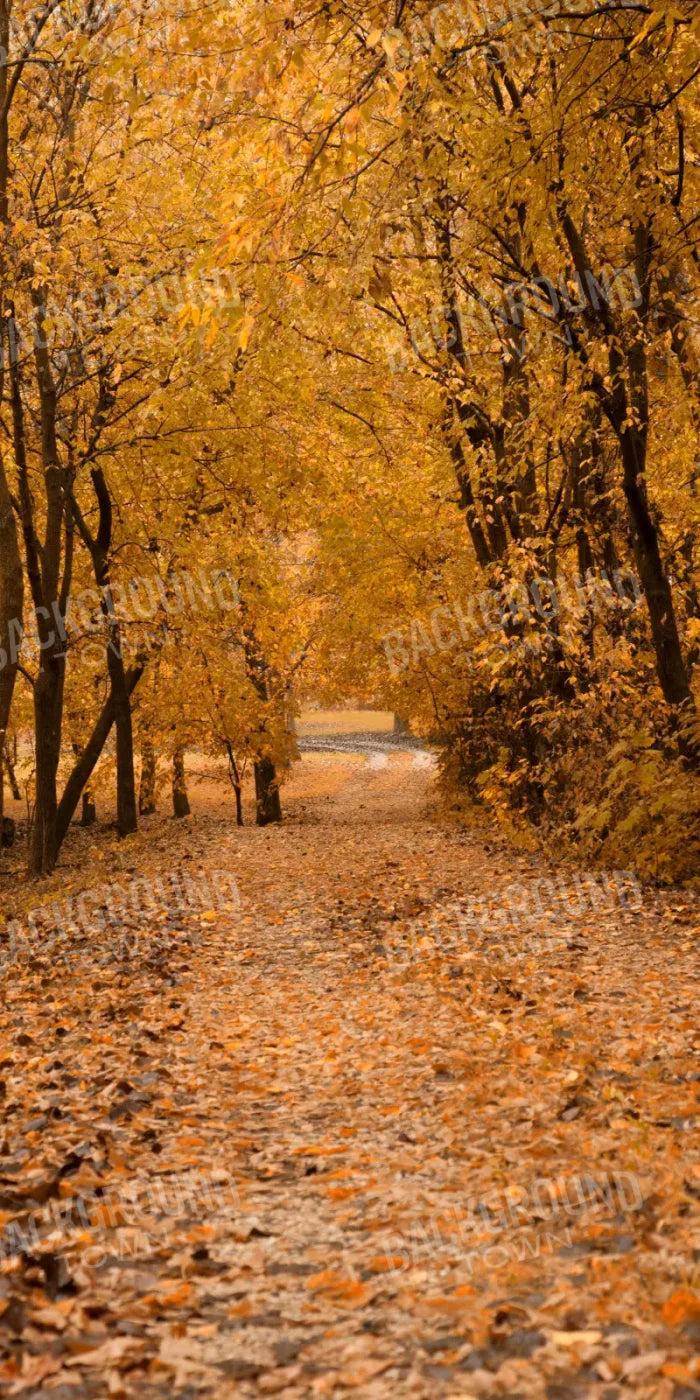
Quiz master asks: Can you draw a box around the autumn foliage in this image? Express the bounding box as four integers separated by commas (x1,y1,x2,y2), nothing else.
1,0,700,879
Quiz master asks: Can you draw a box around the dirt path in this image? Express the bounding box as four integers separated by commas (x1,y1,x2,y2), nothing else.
0,753,699,1398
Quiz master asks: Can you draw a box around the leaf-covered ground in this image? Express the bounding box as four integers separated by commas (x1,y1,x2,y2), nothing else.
0,751,699,1398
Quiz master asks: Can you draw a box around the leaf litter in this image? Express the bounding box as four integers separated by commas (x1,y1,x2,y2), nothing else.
0,751,698,1398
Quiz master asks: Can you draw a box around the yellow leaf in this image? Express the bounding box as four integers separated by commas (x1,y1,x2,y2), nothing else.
381,30,405,65
238,313,254,352
629,9,665,50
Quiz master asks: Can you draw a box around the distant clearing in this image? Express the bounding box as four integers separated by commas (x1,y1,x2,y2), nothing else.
297,709,394,735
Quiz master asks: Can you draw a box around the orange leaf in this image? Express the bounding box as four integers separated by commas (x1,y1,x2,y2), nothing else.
305,1271,370,1307
159,1283,193,1308
662,1289,700,1327
368,1254,404,1273
306,1268,337,1290
227,1299,253,1318
90,1201,129,1228
661,1362,694,1382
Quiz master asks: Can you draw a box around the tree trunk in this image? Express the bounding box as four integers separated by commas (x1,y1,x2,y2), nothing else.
0,456,23,848
226,741,244,826
5,739,21,800
172,748,190,818
72,743,96,826
71,466,139,838
254,757,282,826
31,652,65,874
107,640,138,837
238,612,283,827
551,187,693,722
54,664,143,857
6,302,70,876
0,9,23,851
139,740,157,815
620,426,691,710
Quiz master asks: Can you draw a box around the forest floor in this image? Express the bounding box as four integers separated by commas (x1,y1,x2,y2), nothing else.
0,749,699,1399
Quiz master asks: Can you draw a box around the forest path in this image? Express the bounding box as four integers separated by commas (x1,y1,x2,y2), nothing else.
0,752,698,1398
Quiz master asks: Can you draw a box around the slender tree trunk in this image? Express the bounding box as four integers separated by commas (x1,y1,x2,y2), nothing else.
552,182,694,722
254,757,282,826
226,741,244,826
0,6,23,851
107,640,138,836
239,611,284,826
139,740,157,815
0,456,23,847
72,742,96,826
620,426,691,709
616,315,690,711
6,302,70,875
31,652,65,873
54,664,143,855
72,465,139,838
29,291,68,874
5,747,21,800
172,748,190,818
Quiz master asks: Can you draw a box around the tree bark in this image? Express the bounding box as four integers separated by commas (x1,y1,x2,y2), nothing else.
4,745,21,800
0,454,23,846
547,156,694,723
254,757,282,826
30,655,66,872
5,302,70,875
108,637,138,836
239,610,284,825
225,741,244,826
139,740,157,815
54,665,143,856
172,748,190,818
71,464,139,838
28,294,69,873
620,425,691,708
72,742,96,826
